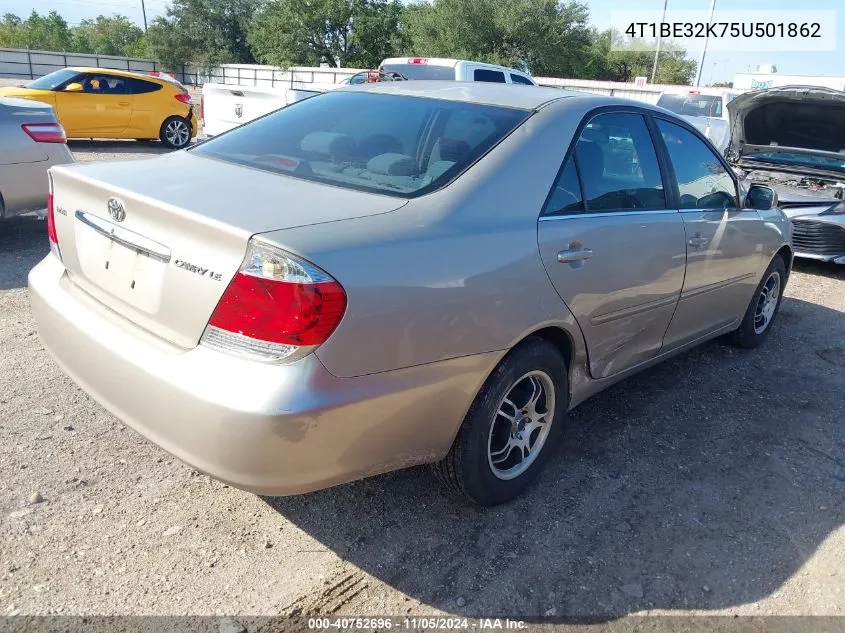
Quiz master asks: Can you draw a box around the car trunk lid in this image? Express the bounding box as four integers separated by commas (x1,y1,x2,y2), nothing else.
49,151,406,348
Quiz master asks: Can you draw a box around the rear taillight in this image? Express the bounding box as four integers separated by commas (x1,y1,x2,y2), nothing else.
201,240,347,362
22,123,66,144
175,93,191,104
46,182,62,261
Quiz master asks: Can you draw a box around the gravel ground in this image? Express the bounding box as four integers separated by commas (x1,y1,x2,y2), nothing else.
0,143,844,619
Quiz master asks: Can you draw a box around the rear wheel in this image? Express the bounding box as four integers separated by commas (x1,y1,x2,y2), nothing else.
726,255,786,348
431,338,568,506
159,116,192,150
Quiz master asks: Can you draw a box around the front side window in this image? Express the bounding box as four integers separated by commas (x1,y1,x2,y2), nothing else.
192,91,529,197
575,112,666,211
656,119,738,209
81,74,126,95
474,69,506,83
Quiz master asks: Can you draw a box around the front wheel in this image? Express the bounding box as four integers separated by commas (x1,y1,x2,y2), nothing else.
726,255,787,348
159,116,192,150
431,338,568,506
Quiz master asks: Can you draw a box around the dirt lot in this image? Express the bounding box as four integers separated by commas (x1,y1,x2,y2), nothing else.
0,143,844,619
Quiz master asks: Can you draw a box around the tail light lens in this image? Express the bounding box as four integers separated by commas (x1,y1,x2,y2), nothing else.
175,92,191,104
46,182,62,261
22,123,66,144
201,240,347,362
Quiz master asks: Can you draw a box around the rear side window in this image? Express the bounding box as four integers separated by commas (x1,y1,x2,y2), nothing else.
575,112,666,211
192,91,529,198
510,74,534,85
127,78,163,94
543,158,583,216
474,69,506,83
656,119,738,209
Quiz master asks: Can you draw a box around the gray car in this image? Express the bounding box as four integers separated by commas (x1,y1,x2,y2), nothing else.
29,82,792,505
0,97,73,219
727,86,845,264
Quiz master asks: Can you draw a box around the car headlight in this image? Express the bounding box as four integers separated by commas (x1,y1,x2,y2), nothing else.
820,200,845,215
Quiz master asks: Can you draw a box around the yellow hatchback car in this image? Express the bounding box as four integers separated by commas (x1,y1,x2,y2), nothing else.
0,67,198,149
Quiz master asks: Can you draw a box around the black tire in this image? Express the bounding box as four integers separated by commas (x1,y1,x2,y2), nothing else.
159,116,192,150
431,337,568,506
726,255,787,348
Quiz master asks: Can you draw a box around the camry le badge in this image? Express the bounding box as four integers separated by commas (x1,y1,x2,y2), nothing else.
107,197,126,222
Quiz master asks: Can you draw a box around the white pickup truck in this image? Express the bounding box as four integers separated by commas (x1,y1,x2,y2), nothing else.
201,57,536,137
655,89,741,153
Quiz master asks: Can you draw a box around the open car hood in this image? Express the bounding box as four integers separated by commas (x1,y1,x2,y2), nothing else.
727,85,845,182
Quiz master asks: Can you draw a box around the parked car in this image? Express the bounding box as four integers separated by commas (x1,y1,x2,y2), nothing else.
726,85,845,264
0,97,73,220
201,58,536,138
656,89,740,153
29,82,791,505
0,67,198,149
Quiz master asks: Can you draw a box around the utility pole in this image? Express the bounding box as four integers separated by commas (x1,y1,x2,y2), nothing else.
695,0,716,86
141,0,148,31
650,0,669,84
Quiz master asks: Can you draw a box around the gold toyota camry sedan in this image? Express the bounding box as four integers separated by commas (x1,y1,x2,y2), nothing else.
29,82,792,505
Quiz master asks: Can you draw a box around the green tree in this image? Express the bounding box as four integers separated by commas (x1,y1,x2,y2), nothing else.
586,29,696,84
402,0,593,77
146,0,259,71
248,0,404,69
0,10,73,51
71,15,145,57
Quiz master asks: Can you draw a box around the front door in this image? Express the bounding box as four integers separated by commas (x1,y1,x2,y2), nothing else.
54,72,132,137
538,111,686,379
654,118,765,349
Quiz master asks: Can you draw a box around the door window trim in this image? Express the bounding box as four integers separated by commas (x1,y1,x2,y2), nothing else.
539,105,676,219
647,111,741,211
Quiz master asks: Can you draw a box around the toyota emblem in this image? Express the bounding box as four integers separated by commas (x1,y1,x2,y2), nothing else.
107,197,126,222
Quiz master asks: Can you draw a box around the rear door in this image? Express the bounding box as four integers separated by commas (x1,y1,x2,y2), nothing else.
538,110,686,379
55,72,132,136
654,117,765,349
125,76,165,137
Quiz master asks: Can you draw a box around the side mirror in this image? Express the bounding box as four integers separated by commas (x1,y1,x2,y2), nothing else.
745,184,778,211
64,83,83,93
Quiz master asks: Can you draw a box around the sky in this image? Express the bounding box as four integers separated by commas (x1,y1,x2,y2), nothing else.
4,0,844,83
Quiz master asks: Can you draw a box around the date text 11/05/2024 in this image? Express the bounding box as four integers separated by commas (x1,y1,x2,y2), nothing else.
307,617,528,630
625,21,821,39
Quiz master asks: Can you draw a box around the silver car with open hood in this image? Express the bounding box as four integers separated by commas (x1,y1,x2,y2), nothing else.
727,86,845,264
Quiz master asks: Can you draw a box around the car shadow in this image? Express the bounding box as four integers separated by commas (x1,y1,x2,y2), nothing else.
67,139,174,157
0,215,48,291
263,296,845,618
792,258,845,281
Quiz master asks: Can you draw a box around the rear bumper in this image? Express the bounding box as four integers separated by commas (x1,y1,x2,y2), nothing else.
29,256,491,495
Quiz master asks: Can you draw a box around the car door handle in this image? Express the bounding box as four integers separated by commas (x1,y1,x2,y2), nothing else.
688,234,709,249
119,101,130,106
557,248,594,263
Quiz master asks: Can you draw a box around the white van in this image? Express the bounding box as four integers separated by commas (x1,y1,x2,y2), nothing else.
379,57,537,85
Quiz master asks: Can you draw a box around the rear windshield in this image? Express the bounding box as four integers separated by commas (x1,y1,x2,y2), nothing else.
380,63,456,80
657,94,722,118
26,69,80,90
191,91,530,197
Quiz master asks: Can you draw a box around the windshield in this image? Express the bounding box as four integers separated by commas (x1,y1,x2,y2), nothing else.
380,63,456,80
191,91,530,197
26,69,80,90
657,94,722,118
744,151,845,174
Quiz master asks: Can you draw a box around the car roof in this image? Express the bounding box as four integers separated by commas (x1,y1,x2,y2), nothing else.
336,80,585,110
67,67,171,84
380,57,531,75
